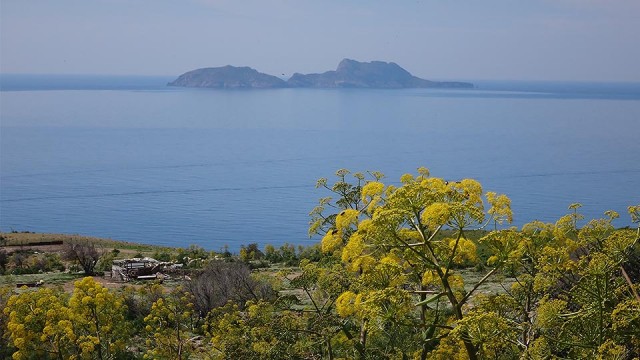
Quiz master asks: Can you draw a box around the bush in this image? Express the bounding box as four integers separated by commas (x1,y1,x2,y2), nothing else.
30,253,65,273
176,245,209,268
186,261,275,317
152,248,173,262
298,244,323,263
96,253,115,273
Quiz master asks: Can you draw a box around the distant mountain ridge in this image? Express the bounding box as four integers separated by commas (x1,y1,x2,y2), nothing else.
168,59,474,89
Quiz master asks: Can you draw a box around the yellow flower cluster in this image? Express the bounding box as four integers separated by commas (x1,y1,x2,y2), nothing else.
321,231,342,253
400,173,414,184
421,202,451,229
422,269,442,287
335,291,363,318
449,237,478,264
459,179,483,206
341,233,364,265
321,209,360,254
486,191,513,224
361,181,385,211
335,209,359,232
360,254,407,288
420,177,447,194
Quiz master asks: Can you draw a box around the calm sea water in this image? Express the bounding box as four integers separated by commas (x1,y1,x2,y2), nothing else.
1,75,639,251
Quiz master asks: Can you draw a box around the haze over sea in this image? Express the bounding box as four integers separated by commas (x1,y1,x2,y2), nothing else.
1,75,639,251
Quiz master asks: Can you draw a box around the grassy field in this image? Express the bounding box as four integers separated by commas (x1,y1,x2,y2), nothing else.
0,272,85,286
1,232,161,257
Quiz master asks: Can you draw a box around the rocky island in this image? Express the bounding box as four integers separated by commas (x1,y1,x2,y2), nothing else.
168,59,473,89
288,59,473,88
168,65,287,89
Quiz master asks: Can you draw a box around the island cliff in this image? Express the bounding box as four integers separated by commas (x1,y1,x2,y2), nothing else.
169,59,473,89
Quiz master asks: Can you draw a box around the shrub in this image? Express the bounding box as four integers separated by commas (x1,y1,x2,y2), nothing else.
186,261,275,317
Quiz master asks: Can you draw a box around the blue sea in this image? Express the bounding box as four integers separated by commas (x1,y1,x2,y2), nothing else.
1,74,639,251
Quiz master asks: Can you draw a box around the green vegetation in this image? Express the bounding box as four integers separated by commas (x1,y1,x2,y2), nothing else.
1,167,638,359
0,272,83,287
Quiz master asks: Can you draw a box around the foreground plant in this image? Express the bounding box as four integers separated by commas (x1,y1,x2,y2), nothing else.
4,277,129,360
144,287,200,360
308,168,514,359
309,168,639,359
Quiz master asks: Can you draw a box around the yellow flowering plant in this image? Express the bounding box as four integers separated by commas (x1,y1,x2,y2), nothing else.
143,287,198,360
4,287,74,359
309,168,515,360
4,277,129,360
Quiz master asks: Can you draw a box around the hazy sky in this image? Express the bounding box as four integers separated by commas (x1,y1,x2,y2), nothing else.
1,0,639,81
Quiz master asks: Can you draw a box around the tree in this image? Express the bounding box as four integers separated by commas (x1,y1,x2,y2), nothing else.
10,251,28,272
239,243,264,262
264,243,300,265
264,244,281,263
279,243,298,265
63,241,104,275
